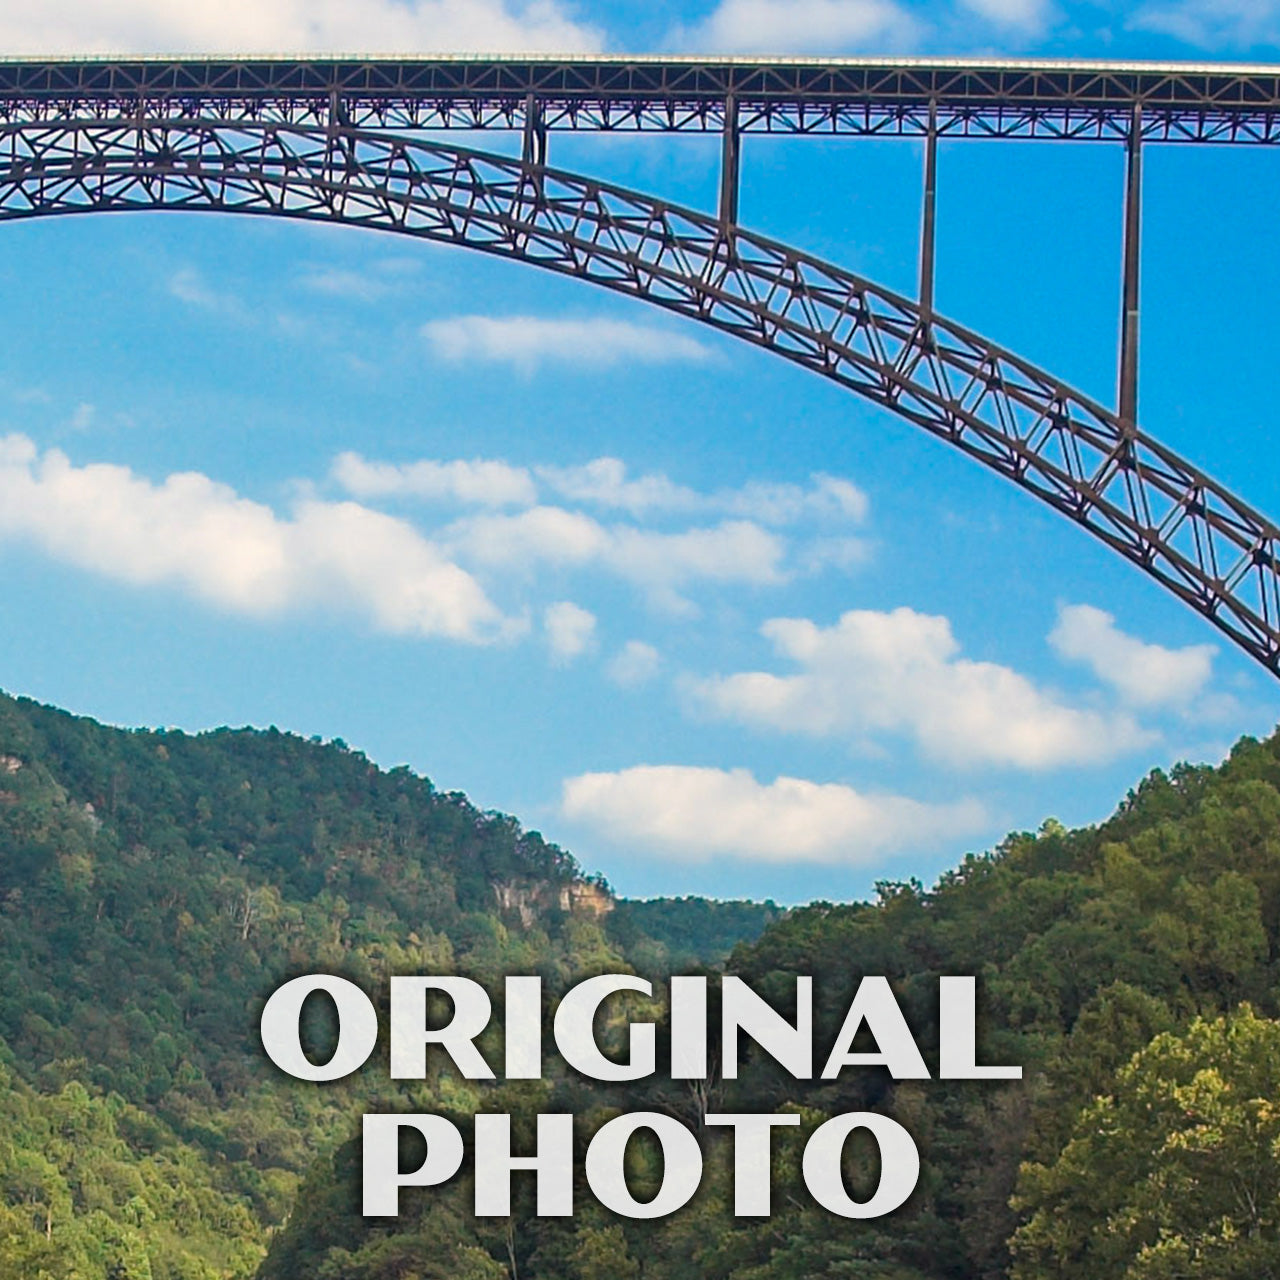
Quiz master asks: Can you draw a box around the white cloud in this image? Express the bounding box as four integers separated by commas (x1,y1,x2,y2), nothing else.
0,434,510,643
607,640,661,687
561,764,988,864
1048,603,1216,710
295,267,395,304
330,453,867,607
169,267,241,317
169,265,320,343
323,451,868,608
798,535,872,574
447,505,609,570
544,600,597,664
0,0,601,55
536,458,869,526
68,403,96,432
607,521,788,609
689,607,1153,770
680,0,921,53
724,475,869,525
959,0,1052,32
1129,0,1280,47
445,507,787,611
537,458,701,517
422,316,713,372
344,452,870,533
332,452,537,507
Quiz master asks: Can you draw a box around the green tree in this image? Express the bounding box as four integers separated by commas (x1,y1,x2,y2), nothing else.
1012,1005,1280,1279
568,1223,639,1280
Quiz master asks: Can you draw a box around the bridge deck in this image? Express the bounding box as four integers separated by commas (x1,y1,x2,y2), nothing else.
0,55,1277,139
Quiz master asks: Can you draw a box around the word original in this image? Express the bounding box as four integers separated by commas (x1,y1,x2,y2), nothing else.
260,972,1020,1220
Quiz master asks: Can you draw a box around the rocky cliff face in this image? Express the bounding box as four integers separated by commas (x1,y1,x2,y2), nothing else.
493,877,614,927
559,880,613,918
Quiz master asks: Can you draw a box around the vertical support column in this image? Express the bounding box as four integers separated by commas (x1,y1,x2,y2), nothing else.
326,90,353,187
522,92,547,167
919,100,938,318
1119,101,1143,426
328,89,350,130
719,94,740,227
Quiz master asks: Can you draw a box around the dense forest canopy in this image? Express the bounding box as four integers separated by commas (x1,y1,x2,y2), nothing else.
0,687,1277,1277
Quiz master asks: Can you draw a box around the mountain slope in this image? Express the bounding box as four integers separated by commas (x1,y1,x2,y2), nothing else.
4,687,1279,1279
0,690,773,1276
261,731,1280,1280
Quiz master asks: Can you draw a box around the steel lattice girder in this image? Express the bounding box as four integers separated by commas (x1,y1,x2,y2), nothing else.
0,56,1277,140
0,118,1276,671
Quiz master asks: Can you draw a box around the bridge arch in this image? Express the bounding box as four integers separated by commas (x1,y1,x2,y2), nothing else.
3,117,1278,673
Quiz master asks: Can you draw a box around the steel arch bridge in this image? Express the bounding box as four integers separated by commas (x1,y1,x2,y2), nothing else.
3,55,1280,673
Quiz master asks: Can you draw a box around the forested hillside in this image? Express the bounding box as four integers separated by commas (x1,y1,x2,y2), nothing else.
1,687,1279,1277
0,690,772,1276
261,736,1280,1279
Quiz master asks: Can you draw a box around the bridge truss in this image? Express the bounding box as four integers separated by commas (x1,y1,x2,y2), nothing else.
0,57,1277,672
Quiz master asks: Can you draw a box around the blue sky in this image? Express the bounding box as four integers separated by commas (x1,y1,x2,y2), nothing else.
3,3,1280,904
